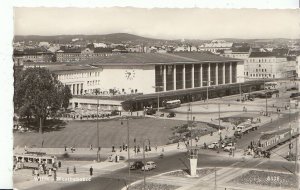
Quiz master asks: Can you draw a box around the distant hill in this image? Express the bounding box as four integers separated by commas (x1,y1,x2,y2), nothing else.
14,33,176,45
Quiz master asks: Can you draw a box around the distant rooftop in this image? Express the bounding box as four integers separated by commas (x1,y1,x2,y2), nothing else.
249,52,286,58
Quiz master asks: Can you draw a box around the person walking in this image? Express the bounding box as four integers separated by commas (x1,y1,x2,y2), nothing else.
90,166,93,176
73,166,76,174
90,144,93,150
48,168,52,177
58,161,61,168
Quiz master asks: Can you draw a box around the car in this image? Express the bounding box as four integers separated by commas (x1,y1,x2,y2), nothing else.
141,161,156,171
146,108,156,115
224,143,236,152
167,112,176,118
208,142,219,149
130,161,144,170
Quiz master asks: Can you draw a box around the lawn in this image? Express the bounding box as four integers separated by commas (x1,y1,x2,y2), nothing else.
14,117,186,148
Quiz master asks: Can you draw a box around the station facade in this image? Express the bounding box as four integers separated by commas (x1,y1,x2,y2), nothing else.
42,52,247,111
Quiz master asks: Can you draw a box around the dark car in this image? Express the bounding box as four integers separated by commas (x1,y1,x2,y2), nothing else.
130,161,144,170
167,112,176,118
146,108,156,115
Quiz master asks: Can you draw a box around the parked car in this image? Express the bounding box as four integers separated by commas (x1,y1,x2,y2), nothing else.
167,112,176,118
146,108,156,115
224,143,236,152
141,161,156,171
208,142,219,149
130,161,144,170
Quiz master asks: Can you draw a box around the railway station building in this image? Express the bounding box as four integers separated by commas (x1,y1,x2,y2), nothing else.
35,52,266,111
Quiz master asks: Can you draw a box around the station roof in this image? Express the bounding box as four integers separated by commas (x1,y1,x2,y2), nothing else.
77,52,242,66
47,64,99,73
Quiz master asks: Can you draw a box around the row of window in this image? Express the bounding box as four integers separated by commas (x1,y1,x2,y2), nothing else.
87,80,100,86
58,71,100,80
247,58,276,63
248,73,273,78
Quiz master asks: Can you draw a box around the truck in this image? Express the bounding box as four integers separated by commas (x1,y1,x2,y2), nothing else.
234,121,259,138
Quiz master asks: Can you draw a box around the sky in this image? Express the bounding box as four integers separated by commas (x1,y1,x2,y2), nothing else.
13,7,300,39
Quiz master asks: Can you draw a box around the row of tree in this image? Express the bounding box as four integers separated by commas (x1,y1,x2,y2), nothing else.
14,67,72,131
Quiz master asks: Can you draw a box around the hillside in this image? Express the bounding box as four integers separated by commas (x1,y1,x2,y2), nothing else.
14,33,174,45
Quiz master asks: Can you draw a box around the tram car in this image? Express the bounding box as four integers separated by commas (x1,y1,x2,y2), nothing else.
13,153,57,170
257,127,299,152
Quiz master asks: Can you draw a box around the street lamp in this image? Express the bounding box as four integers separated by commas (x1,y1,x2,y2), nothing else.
96,98,100,162
152,86,163,112
121,116,132,189
143,138,151,190
203,81,213,101
263,78,268,116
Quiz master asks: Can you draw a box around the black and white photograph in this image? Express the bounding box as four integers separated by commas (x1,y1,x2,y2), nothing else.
2,2,300,190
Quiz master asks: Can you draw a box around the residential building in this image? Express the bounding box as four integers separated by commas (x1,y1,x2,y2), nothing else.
198,40,233,54
245,52,293,79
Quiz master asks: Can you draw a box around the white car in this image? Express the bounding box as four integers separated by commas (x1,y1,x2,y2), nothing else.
208,142,219,149
224,144,235,152
141,161,156,171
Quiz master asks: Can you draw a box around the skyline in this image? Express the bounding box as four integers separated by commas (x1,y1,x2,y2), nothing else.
14,8,300,40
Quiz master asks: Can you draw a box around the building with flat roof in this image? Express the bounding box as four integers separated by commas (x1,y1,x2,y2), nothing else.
244,52,294,79
31,52,246,111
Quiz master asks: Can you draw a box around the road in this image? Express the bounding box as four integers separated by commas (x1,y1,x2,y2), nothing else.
29,151,298,190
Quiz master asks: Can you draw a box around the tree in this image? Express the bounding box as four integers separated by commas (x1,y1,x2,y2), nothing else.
14,67,72,131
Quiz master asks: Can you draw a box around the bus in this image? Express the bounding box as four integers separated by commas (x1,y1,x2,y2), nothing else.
165,100,181,109
264,82,278,90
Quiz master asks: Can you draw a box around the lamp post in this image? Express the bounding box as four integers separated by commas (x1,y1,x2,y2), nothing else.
143,138,151,190
152,86,163,112
203,81,213,101
263,78,268,116
96,98,100,162
121,116,131,189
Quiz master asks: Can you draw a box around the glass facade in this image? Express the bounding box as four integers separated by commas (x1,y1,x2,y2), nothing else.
225,63,230,84
232,62,237,83
194,64,201,87
202,64,209,86
185,64,192,88
218,63,223,85
210,63,216,85
155,65,164,92
166,65,174,91
176,65,183,90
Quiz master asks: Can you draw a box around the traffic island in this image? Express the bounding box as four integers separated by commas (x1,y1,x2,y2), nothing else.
229,169,299,189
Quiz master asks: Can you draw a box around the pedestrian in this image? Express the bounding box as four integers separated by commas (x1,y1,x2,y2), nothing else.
48,168,52,177
125,144,128,151
90,166,93,176
90,144,93,150
112,145,115,152
73,166,76,174
53,167,57,181
120,145,122,152
67,167,69,174
122,143,125,150
58,161,61,168
71,146,74,153
137,145,140,153
177,142,180,149
64,145,67,152
145,145,148,152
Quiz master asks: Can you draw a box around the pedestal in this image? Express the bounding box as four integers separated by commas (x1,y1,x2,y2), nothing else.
189,158,197,177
